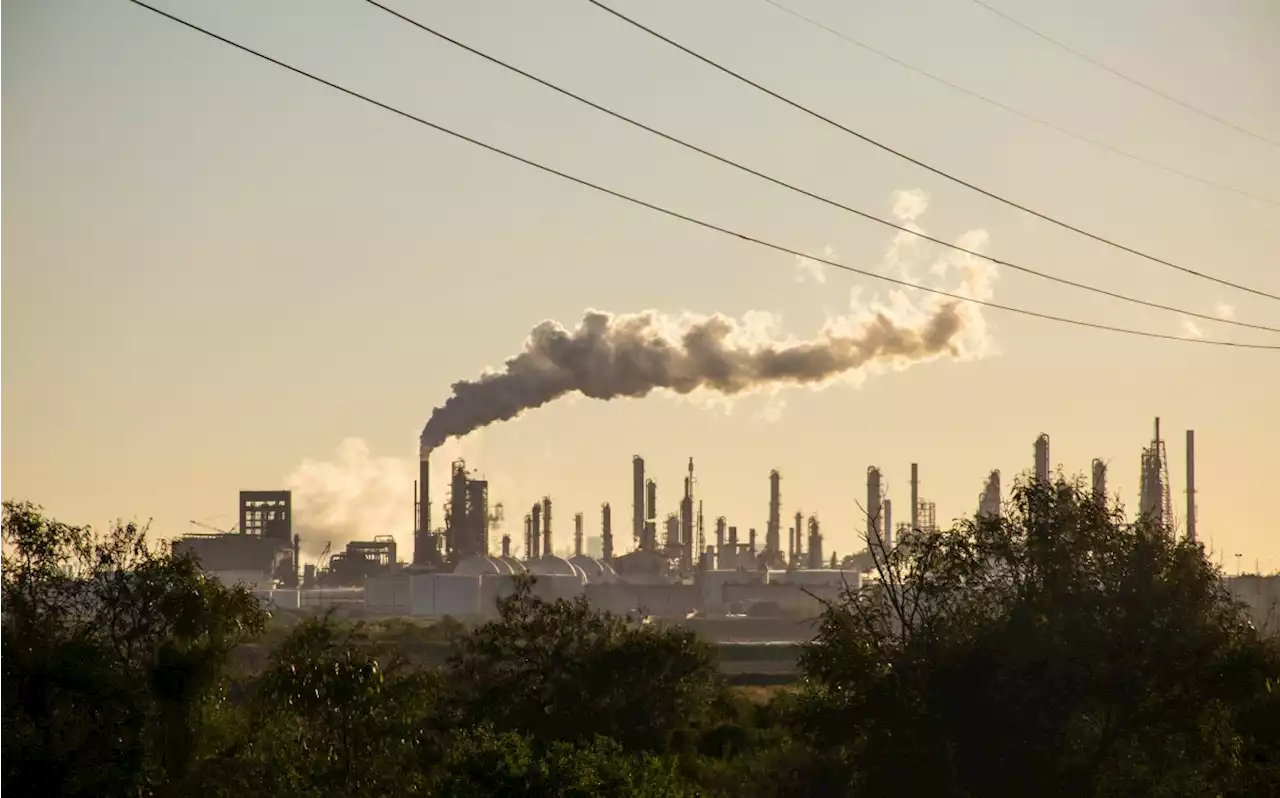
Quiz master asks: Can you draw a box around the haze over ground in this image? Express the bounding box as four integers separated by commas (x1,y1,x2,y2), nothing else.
4,0,1278,569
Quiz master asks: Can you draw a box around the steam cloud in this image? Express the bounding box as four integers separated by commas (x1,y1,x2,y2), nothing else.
420,187,994,453
421,303,967,453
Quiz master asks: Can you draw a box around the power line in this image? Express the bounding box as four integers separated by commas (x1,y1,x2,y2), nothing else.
967,0,1280,149
360,0,1279,335
759,0,1276,207
583,0,1280,303
119,0,1280,350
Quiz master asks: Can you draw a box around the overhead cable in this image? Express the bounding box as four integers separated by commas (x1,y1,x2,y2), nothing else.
759,0,1276,206
361,0,1279,335
967,0,1280,149
120,0,1280,350
583,0,1280,302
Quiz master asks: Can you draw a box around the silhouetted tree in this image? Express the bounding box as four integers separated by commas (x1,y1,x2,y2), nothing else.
796,477,1280,797
1,501,267,796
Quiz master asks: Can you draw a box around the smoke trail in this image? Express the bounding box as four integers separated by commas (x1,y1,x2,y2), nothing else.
420,299,969,453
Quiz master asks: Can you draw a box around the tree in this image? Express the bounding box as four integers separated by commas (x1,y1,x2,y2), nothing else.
443,575,727,754
1,501,267,797
796,477,1280,797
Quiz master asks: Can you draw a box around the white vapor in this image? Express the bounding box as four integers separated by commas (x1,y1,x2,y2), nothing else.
1180,318,1204,339
1215,302,1235,320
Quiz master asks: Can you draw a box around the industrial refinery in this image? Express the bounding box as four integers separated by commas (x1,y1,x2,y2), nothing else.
170,416,1219,623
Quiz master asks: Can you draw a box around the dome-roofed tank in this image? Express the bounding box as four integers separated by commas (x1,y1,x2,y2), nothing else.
500,555,528,574
528,554,585,578
569,555,617,583
452,555,506,575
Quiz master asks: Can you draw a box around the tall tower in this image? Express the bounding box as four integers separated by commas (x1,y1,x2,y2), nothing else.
1185,430,1197,542
574,512,584,558
979,469,1001,520
530,502,542,560
681,458,696,571
1139,417,1173,530
542,496,553,556
1034,434,1051,484
767,470,782,555
1091,459,1107,509
601,502,614,561
867,466,883,549
644,479,658,551
910,463,920,533
632,456,645,550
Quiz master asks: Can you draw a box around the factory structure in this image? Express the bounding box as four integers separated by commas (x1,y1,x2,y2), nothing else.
174,417,1214,622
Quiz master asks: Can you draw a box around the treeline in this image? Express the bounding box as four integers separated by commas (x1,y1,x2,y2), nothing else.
4,478,1279,797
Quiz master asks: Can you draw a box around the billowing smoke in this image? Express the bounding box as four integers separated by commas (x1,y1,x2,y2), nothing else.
420,299,969,453
285,438,413,557
420,186,996,452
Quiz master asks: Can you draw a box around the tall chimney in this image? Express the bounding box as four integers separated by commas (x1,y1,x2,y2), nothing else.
601,503,614,561
1186,430,1197,542
414,453,433,566
644,479,657,551
748,528,757,555
523,513,533,560
768,470,781,554
867,466,883,549
1034,434,1051,484
788,514,798,566
530,502,542,560
883,498,893,551
1091,459,1108,508
632,456,645,549
574,512,584,558
542,496,553,557
910,463,920,533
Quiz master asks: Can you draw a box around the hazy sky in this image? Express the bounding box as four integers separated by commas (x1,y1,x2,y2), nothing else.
5,0,1278,571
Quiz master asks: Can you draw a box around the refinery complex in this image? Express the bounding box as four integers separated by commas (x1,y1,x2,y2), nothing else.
165,415,1273,628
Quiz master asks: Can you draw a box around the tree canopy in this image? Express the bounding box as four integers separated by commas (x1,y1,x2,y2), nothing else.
4,480,1277,797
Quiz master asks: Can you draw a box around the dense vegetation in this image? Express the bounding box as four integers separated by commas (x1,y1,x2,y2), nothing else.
4,476,1279,797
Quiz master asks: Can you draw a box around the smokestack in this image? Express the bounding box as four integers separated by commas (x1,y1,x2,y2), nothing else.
418,306,973,451
1091,459,1107,508
1034,434,1050,484
632,455,645,549
794,510,803,564
883,498,893,551
867,466,883,550
749,528,757,555
413,454,433,566
501,533,511,558
542,496,553,557
523,513,532,560
715,517,726,554
910,463,920,533
1186,430,1196,542
645,479,657,551
601,503,614,561
681,458,695,570
807,516,822,569
530,503,542,560
768,470,781,555
574,512,584,558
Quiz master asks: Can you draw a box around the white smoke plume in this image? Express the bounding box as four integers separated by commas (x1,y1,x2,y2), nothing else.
284,438,413,557
420,302,974,452
1214,302,1235,320
284,435,488,558
1180,318,1204,339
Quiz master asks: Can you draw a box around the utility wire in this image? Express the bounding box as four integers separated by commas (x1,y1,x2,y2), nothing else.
361,0,1278,335
759,0,1276,207
584,0,1280,303
120,0,1280,350
967,0,1280,149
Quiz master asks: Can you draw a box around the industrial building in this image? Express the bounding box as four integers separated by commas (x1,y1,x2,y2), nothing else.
173,490,300,589
201,416,1214,632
